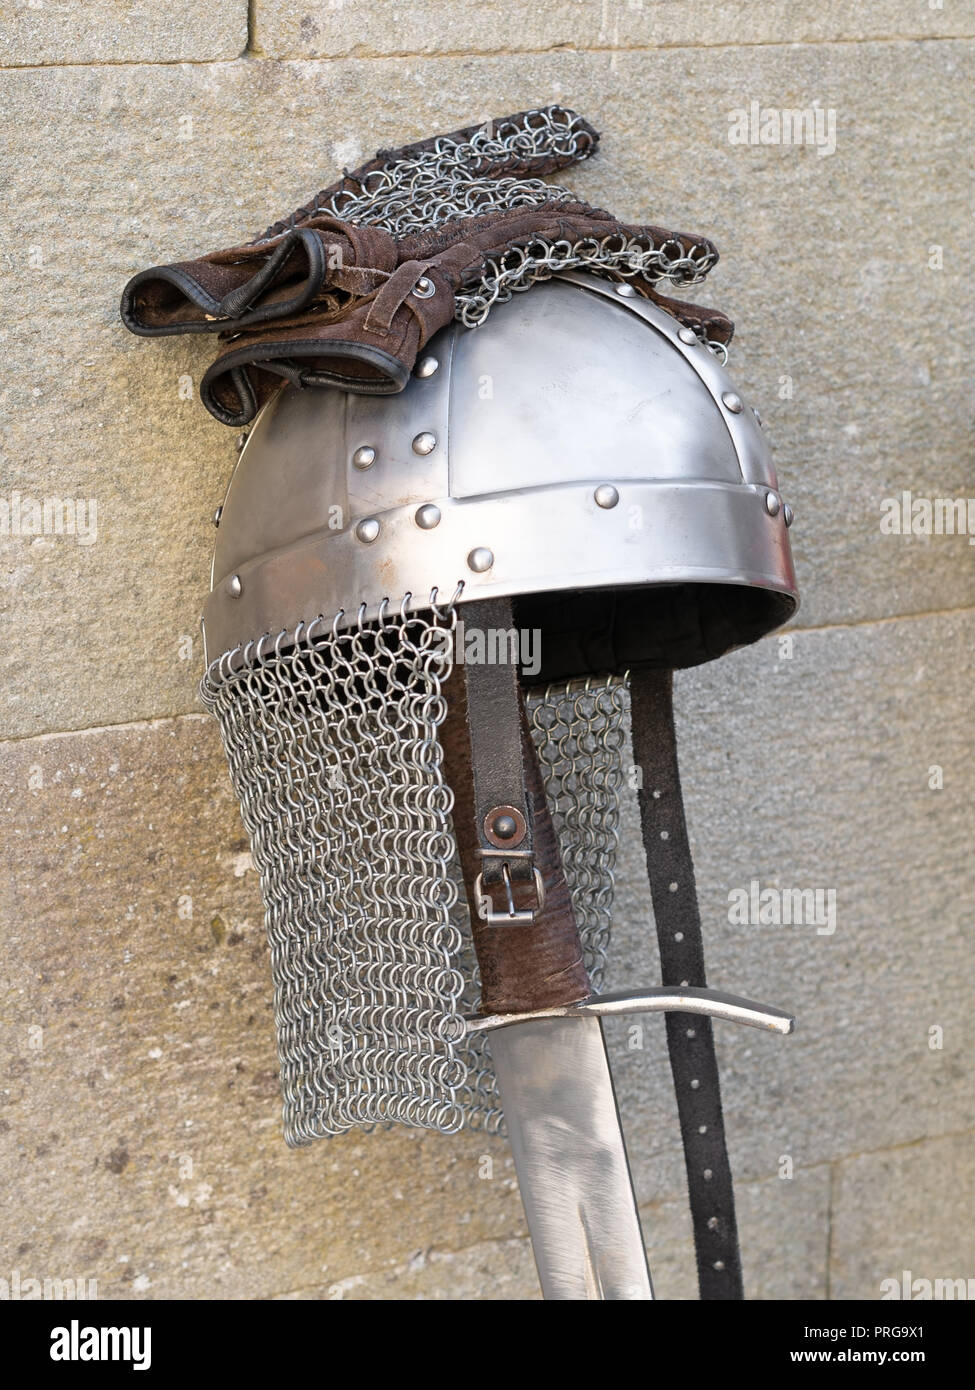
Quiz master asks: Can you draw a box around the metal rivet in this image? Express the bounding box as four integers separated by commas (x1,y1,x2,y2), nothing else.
416,355,439,378
415,503,441,530
229,574,242,598
412,431,437,456
352,446,376,470
703,1169,713,1181
615,282,637,297
594,484,619,509
491,813,518,840
411,276,436,299
690,1079,700,1090
784,503,795,527
652,789,662,800
674,932,684,942
212,506,223,527
713,1261,725,1271
355,518,380,544
678,326,697,345
467,546,494,573
765,491,781,517
660,830,669,840
698,1123,707,1133
751,405,763,426
669,882,679,893
687,1029,696,1039
721,391,743,414
484,804,527,849
707,1217,719,1231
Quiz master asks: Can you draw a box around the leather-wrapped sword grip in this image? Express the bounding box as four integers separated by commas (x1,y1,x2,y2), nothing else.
441,666,591,1016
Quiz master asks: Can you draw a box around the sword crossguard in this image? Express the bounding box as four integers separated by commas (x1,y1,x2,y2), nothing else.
465,984,796,1036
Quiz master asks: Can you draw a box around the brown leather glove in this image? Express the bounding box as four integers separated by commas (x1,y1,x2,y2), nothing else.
120,218,399,337
200,246,475,424
120,106,599,337
121,105,732,426
200,199,733,426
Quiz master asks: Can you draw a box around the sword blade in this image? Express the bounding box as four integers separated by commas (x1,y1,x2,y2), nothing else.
489,1013,653,1300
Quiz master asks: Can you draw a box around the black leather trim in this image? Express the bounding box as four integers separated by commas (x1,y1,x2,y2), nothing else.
119,265,223,336
199,340,411,425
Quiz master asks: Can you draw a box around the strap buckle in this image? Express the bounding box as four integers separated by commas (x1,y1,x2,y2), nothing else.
473,864,546,926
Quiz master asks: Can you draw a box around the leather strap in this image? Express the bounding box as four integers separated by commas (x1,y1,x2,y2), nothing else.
441,668,590,1015
462,597,535,898
630,668,744,1301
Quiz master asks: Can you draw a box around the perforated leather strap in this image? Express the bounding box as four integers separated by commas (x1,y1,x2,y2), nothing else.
630,668,744,1301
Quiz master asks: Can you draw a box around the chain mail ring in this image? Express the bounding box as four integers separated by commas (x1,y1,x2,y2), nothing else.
527,675,630,992
257,105,597,243
455,236,720,352
201,596,632,1142
201,598,471,1143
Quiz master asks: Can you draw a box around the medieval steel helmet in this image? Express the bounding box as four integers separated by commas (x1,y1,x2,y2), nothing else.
200,270,798,1152
204,270,797,672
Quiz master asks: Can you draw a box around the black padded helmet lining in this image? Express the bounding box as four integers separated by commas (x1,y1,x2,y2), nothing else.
515,583,797,686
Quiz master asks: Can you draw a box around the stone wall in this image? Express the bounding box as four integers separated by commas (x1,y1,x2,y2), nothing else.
1,2,972,1300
